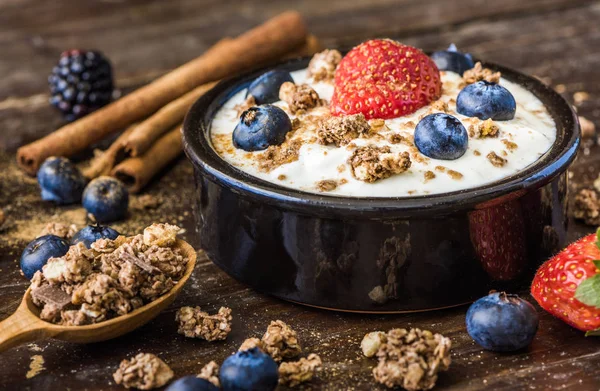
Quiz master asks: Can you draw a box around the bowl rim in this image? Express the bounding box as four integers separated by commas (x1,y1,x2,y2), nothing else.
182,55,580,219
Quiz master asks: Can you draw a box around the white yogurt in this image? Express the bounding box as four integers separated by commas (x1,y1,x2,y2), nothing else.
210,69,556,197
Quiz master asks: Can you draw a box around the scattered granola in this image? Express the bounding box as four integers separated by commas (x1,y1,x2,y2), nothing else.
198,361,220,387
278,354,323,387
317,113,371,146
307,49,342,82
501,139,518,151
256,139,302,172
239,337,266,352
487,151,507,167
176,306,232,341
473,150,481,156
261,320,302,362
424,171,436,182
113,353,174,390
372,328,452,391
37,222,78,240
235,95,257,116
348,145,411,183
462,62,501,84
279,82,322,114
579,116,596,138
447,169,463,180
316,179,338,192
30,224,188,325
468,119,499,138
361,331,387,358
369,118,387,132
572,188,600,225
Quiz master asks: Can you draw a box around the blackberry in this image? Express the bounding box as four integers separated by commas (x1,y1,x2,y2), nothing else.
48,50,114,121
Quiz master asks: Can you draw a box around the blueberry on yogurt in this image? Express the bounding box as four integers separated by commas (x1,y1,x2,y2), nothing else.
71,224,120,248
233,105,292,151
165,376,219,391
415,113,468,160
246,70,294,104
220,347,279,391
82,176,129,223
20,235,69,279
37,156,87,205
457,81,516,121
430,43,474,75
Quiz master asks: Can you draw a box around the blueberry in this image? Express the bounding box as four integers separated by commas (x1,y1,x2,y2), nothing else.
466,292,539,352
414,113,468,160
457,81,516,121
82,176,129,223
246,70,294,104
20,235,69,280
232,105,292,151
165,376,219,391
220,348,278,391
430,43,474,75
37,157,87,205
71,224,120,248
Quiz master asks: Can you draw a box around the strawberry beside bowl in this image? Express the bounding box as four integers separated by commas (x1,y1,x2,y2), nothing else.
182,55,579,313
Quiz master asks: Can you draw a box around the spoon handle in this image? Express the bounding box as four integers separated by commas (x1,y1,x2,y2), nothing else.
0,301,53,353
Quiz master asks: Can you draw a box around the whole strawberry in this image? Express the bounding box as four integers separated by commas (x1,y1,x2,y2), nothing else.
331,39,442,120
531,230,600,335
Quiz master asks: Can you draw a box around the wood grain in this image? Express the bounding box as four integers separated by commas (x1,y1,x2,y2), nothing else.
0,0,599,389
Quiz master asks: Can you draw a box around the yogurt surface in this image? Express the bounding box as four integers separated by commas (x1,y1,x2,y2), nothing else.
210,69,556,197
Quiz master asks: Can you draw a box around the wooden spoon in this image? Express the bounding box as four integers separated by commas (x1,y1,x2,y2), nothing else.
0,239,196,352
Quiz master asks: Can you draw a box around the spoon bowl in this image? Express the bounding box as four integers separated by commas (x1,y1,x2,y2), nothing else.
0,239,196,351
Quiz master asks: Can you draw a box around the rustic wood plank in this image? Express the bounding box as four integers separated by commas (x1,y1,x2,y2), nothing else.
0,0,599,389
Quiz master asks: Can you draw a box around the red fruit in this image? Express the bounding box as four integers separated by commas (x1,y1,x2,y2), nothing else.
331,39,442,120
468,202,527,281
531,232,600,335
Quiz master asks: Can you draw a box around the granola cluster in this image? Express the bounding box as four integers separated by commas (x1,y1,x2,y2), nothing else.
317,113,371,146
113,353,174,390
257,139,303,172
486,151,507,167
261,320,303,362
573,188,600,225
370,328,452,391
348,145,412,183
198,361,220,387
37,222,78,240
30,223,188,326
468,118,499,138
307,49,342,82
175,306,232,341
462,62,501,84
278,353,323,387
279,82,322,114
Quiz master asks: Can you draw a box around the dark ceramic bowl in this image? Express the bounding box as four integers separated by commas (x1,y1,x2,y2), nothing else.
182,56,579,313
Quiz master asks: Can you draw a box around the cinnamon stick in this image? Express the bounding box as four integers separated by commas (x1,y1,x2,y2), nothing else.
123,81,217,157
82,123,137,179
17,11,308,175
111,125,183,193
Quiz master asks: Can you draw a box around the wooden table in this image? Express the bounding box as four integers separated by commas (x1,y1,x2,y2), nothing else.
1,1,599,389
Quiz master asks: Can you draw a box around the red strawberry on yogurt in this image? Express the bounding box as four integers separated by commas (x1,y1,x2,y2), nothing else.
331,39,442,119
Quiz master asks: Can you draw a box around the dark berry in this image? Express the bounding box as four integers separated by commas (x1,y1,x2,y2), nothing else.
232,105,292,151
20,235,69,280
165,376,219,391
220,347,278,391
48,50,113,121
414,113,468,160
466,292,539,352
430,43,474,75
37,156,87,205
82,176,129,223
71,225,120,248
457,81,516,121
246,70,294,105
